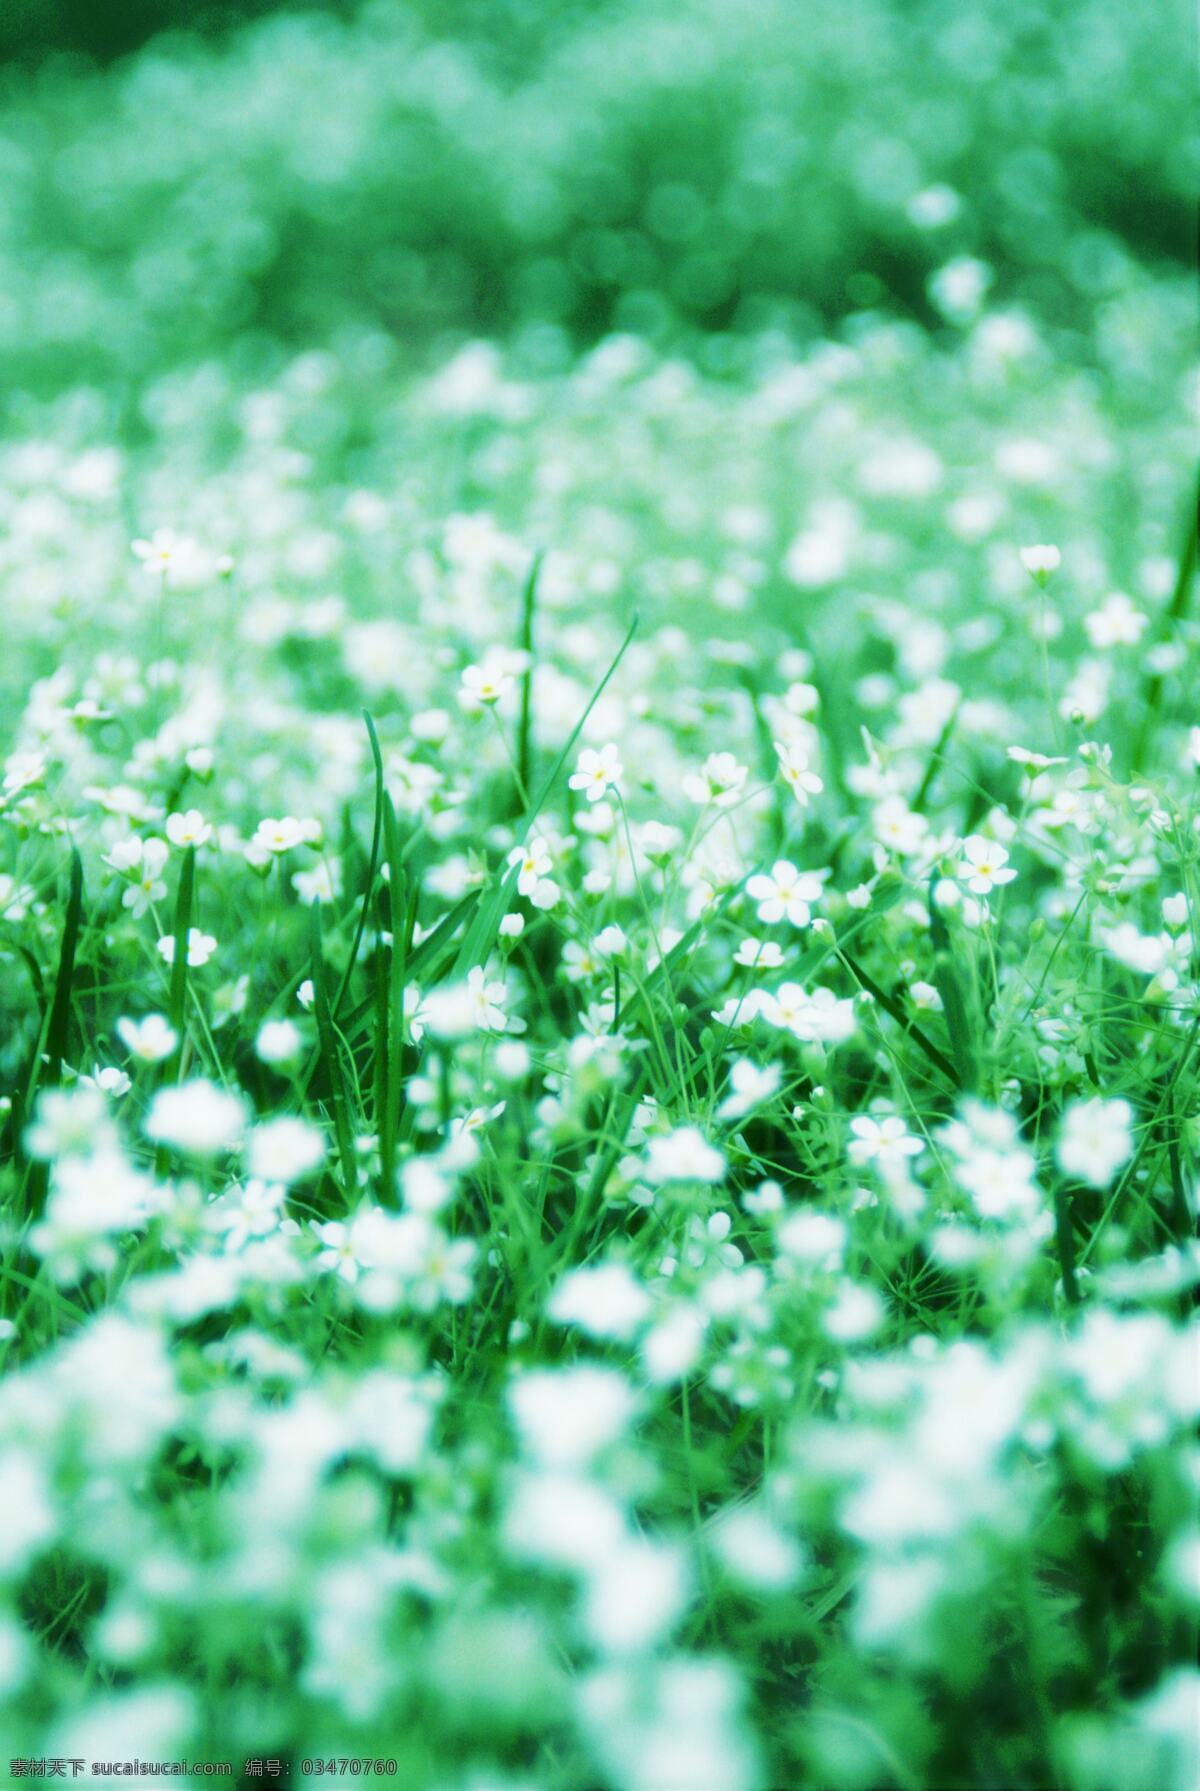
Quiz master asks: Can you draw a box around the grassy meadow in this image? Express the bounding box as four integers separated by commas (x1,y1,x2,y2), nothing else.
0,1,1197,1786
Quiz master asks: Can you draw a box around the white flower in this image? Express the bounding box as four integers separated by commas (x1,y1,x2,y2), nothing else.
1019,544,1061,582
641,820,682,862
745,861,824,927
3,750,46,795
509,1367,636,1468
682,752,749,808
773,740,823,806
467,965,508,1033
247,1116,325,1184
256,1018,303,1065
144,1080,248,1156
928,255,991,321
459,656,513,708
733,937,784,969
117,837,169,916
250,816,317,857
569,743,623,804
292,861,340,906
24,1086,111,1160
296,978,316,1010
156,928,217,969
958,836,1017,896
1057,1098,1134,1189
212,1178,286,1252
1084,592,1147,649
645,1126,726,1185
498,912,525,941
582,1536,689,1655
777,1210,846,1267
131,528,194,580
423,981,478,1040
711,1506,804,1591
873,797,928,855
1162,894,1189,931
82,1065,133,1099
717,1060,782,1121
763,983,856,1045
1100,924,1173,977
1007,746,1067,771
593,925,627,959
507,835,551,896
116,1013,178,1063
848,1114,924,1167
165,809,212,848
548,1261,651,1340
312,1218,363,1283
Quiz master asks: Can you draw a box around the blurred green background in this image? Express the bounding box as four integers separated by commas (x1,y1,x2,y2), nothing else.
0,0,1194,398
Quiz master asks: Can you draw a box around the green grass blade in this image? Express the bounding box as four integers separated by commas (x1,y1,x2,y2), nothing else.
166,844,196,1074
928,876,978,1093
309,902,360,1200
838,948,961,1087
517,549,542,800
42,846,84,1095
333,710,387,1021
453,613,639,977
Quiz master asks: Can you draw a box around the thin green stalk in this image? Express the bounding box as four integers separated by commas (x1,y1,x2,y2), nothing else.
1131,468,1199,773
310,903,359,1201
333,710,387,1022
167,845,196,1075
517,549,542,800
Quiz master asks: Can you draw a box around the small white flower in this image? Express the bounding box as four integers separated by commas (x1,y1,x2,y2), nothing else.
508,835,552,897
82,1065,133,1099
1057,1098,1134,1189
1007,746,1067,771
718,1060,782,1121
1019,544,1061,582
250,816,317,857
733,937,784,969
569,743,623,804
873,797,928,856
116,1013,178,1063
156,928,217,969
1162,894,1189,931
312,1218,363,1284
682,751,749,808
247,1116,325,1184
746,861,825,927
548,1261,652,1340
645,1126,726,1185
145,1080,248,1156
131,528,193,580
165,809,213,848
467,965,508,1033
848,1114,924,1167
117,837,169,917
459,656,514,708
773,740,823,807
1084,592,1147,650
256,1018,303,1065
958,835,1017,897
593,925,627,959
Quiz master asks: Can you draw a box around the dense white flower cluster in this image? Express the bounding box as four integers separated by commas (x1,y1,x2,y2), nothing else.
0,196,1194,1791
